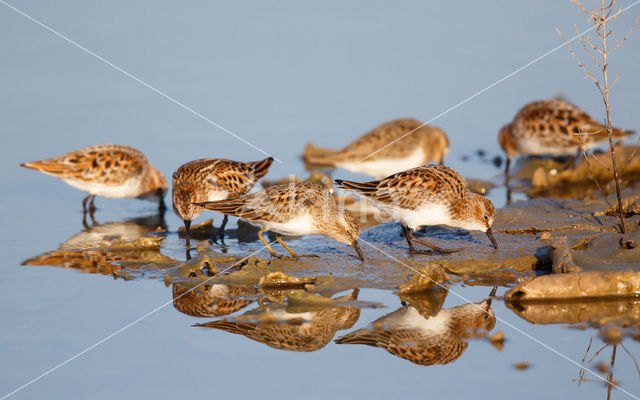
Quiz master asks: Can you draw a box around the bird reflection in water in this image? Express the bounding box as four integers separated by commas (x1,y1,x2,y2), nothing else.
335,288,496,366
195,289,360,352
22,213,169,275
172,283,255,318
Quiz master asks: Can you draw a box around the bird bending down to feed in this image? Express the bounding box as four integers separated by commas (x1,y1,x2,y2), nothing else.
20,144,168,216
304,118,450,179
195,181,364,261
498,98,635,176
172,157,273,246
335,164,497,254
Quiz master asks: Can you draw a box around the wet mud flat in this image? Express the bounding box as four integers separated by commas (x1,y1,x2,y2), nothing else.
22,177,640,355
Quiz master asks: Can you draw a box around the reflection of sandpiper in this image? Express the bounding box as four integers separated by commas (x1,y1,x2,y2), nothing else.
20,144,168,216
21,214,169,275
196,290,360,352
172,283,254,318
172,157,274,246
335,295,495,366
304,118,449,179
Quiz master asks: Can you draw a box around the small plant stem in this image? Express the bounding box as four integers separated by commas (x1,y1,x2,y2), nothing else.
601,0,627,233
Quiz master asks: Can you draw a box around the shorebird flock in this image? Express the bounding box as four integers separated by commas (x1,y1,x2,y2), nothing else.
20,98,634,261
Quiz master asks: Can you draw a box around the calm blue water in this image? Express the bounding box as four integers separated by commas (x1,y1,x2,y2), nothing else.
2,1,640,399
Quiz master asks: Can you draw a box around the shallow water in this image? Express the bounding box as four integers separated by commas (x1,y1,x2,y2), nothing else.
2,1,640,399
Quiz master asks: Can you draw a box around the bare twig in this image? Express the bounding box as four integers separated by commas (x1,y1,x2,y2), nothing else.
558,0,637,233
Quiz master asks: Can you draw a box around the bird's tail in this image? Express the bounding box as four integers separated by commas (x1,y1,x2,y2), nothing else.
334,330,378,347
249,157,274,179
334,179,380,196
302,143,344,166
20,159,67,176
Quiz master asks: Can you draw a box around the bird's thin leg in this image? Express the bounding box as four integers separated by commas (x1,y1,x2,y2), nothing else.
258,228,287,259
402,225,431,255
158,197,167,213
276,235,318,258
88,195,96,212
405,226,462,254
184,220,192,249
82,195,91,214
504,157,512,184
213,215,228,244
504,157,513,206
82,213,90,230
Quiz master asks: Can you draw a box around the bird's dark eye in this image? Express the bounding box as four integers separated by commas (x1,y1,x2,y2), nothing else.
346,230,351,235
484,314,489,320
483,215,489,220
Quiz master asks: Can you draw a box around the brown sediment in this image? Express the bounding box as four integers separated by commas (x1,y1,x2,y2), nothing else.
509,145,640,200
506,297,640,325
505,270,640,301
549,237,582,273
396,264,450,295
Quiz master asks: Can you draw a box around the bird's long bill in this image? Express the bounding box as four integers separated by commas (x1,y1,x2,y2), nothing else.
486,228,499,249
352,240,364,261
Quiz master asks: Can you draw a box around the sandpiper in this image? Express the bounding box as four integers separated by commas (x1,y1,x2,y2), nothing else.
195,181,364,260
197,289,360,352
499,98,634,175
304,118,450,179
335,295,495,366
172,157,273,245
335,164,498,254
20,144,168,214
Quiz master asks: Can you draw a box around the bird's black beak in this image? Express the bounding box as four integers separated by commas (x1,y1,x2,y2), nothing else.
352,240,364,262
486,286,498,306
486,227,498,249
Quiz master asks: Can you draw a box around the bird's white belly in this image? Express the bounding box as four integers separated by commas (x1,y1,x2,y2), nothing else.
206,190,229,202
338,148,427,179
374,202,451,230
252,214,317,236
518,137,577,156
62,178,143,198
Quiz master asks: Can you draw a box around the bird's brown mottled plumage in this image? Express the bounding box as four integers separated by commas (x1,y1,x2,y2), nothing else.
172,157,274,242
304,118,450,178
336,164,497,252
20,144,168,204
196,290,360,352
335,299,495,366
499,99,634,160
196,182,363,260
337,164,468,211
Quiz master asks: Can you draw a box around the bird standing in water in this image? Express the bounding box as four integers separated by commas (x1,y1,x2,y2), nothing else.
21,144,168,219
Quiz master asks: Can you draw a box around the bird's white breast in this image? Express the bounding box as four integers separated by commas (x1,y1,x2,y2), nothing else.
62,177,144,198
252,214,317,236
517,137,578,156
337,148,427,179
373,202,451,230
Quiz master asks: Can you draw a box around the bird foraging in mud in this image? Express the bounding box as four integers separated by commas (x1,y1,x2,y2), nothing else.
498,98,635,176
172,157,274,246
20,144,168,216
303,118,450,179
335,164,498,255
194,181,364,261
